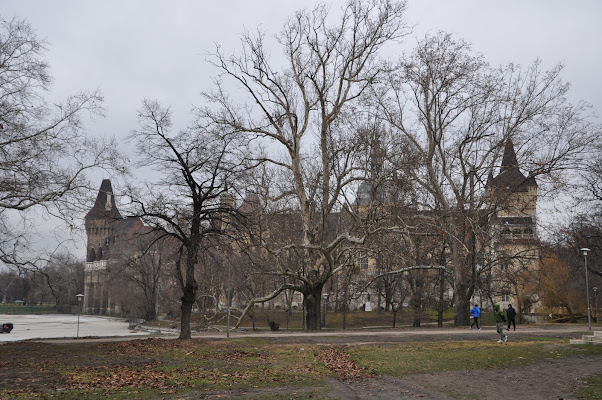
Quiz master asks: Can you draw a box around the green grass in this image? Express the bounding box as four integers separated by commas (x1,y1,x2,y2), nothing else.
576,373,602,399
349,340,602,376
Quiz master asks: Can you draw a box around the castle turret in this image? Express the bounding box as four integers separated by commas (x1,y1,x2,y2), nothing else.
486,139,537,217
485,139,539,313
85,179,122,262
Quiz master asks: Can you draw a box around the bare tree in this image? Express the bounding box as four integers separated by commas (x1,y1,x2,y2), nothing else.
377,32,598,325
126,99,247,339
37,252,84,312
0,17,122,269
0,269,28,303
202,0,410,330
583,142,602,203
109,229,176,321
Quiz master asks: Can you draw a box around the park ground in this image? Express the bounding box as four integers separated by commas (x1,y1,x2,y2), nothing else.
1,315,601,399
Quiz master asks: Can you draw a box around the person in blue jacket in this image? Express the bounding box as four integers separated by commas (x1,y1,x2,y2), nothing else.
469,304,481,330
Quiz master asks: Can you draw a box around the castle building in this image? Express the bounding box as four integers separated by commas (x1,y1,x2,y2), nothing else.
83,139,540,318
353,138,540,315
84,179,152,314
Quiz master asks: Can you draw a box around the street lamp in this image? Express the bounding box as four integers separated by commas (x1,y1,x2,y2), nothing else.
322,293,328,329
594,287,598,323
478,289,483,327
76,293,84,338
226,261,231,339
580,248,592,331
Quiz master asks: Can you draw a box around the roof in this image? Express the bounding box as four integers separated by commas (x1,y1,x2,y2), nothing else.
487,139,537,193
85,179,122,220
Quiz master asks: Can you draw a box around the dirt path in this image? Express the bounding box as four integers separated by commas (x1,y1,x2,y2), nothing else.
197,354,601,399
329,354,602,400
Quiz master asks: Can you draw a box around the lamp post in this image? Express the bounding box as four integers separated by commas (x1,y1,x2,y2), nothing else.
226,261,231,339
76,293,84,338
322,293,328,329
478,289,483,327
593,287,598,323
580,248,592,331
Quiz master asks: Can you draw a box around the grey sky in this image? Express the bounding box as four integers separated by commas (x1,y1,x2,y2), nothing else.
3,1,600,140
1,0,601,254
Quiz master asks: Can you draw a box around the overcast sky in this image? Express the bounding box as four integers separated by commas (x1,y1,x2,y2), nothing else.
3,0,601,138
2,0,601,254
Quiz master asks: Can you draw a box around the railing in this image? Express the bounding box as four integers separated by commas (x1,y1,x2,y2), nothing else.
0,305,58,314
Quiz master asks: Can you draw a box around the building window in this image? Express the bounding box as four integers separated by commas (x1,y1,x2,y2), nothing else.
358,251,368,270
501,291,510,302
105,193,112,210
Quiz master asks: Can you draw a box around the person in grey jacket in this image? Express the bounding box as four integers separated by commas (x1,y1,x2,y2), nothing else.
494,304,507,343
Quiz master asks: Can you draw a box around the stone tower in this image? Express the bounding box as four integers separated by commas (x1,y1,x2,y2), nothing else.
85,179,122,262
84,179,122,313
485,139,539,313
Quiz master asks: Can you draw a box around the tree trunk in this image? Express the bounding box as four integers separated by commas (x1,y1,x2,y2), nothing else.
303,288,322,331
179,282,196,339
454,283,471,326
412,307,421,327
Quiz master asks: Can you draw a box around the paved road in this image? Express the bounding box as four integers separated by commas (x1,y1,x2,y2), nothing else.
1,314,597,344
196,324,595,342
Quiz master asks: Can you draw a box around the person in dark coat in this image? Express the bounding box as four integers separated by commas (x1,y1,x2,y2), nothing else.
506,304,517,331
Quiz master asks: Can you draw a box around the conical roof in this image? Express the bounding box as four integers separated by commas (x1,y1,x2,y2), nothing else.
488,139,537,192
85,179,122,220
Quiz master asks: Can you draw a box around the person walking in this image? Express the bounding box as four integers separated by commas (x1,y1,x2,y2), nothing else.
494,304,507,343
506,304,517,331
469,304,481,330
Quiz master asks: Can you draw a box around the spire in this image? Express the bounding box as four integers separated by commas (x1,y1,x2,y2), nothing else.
85,179,122,220
370,136,384,178
500,138,519,173
487,139,537,192
220,182,234,210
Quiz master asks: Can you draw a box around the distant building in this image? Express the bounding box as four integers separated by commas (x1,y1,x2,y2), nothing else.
353,138,540,314
84,180,170,315
485,139,539,312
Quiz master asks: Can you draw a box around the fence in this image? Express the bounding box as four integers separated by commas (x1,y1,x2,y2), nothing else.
0,304,59,315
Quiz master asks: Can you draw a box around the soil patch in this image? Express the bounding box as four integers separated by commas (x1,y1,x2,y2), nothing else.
201,354,602,399
329,354,602,399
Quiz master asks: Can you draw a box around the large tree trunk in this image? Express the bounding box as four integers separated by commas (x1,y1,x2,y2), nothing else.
437,268,445,328
303,287,322,331
454,281,472,326
179,282,197,339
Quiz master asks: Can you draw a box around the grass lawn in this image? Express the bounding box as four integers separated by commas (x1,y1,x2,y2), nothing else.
577,373,602,399
349,339,602,376
1,337,600,399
